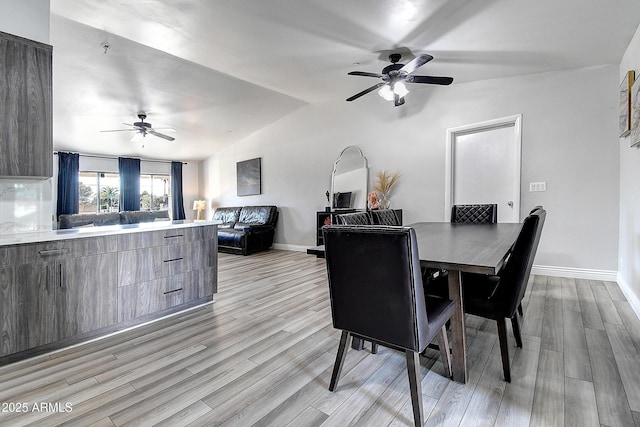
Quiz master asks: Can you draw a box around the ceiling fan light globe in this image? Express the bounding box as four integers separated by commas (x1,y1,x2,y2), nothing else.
378,85,394,101
393,81,409,97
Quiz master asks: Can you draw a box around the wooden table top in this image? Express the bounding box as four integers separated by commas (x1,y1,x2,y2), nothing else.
409,222,522,275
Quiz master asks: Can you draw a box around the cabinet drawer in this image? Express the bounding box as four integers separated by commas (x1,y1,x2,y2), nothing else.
117,225,215,251
117,271,202,322
118,241,210,286
0,236,117,267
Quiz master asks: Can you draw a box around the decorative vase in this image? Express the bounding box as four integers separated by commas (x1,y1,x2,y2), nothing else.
379,194,390,209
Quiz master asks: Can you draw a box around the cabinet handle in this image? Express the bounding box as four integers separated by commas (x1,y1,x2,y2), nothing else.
45,264,49,292
39,248,70,256
163,257,184,263
164,234,184,239
163,288,183,295
59,263,63,288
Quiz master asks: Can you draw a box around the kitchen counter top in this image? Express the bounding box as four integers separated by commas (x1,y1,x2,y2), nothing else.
0,220,219,246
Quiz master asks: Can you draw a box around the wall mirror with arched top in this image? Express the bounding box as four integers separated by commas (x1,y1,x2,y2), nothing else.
331,146,368,211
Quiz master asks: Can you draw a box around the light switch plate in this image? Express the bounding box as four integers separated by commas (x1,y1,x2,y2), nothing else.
529,182,546,192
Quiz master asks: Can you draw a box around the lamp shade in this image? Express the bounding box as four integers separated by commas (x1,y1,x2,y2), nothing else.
193,200,206,211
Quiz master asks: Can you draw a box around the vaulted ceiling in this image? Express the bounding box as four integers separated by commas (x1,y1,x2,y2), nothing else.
50,0,640,161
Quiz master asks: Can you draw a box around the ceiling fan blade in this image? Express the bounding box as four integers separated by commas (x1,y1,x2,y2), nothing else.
407,75,454,85
148,130,175,141
346,82,386,101
150,127,176,132
400,54,433,74
348,71,383,78
100,129,137,133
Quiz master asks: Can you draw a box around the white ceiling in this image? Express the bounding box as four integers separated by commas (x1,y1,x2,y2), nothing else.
50,0,640,161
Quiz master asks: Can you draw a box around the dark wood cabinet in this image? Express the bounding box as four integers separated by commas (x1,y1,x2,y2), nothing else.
8,238,118,353
0,31,53,178
0,267,16,355
117,225,217,322
56,252,117,339
14,261,57,352
0,224,217,363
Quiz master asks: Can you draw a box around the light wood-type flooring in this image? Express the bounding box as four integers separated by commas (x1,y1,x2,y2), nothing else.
1,250,640,426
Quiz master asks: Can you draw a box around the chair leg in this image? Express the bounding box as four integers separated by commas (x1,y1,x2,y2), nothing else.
496,319,511,382
371,342,378,354
517,302,524,317
405,350,424,427
329,331,350,391
511,315,523,348
436,325,452,378
351,336,364,350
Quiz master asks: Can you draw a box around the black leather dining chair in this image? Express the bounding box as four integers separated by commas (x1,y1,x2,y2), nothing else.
424,203,499,290
451,203,498,224
323,225,456,427
334,211,372,225
529,205,544,214
460,208,546,382
370,209,401,226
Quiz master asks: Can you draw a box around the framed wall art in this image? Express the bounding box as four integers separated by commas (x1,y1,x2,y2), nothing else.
619,70,634,137
237,157,262,196
631,75,640,147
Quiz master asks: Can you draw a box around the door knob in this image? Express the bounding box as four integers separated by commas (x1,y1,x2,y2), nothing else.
508,201,514,208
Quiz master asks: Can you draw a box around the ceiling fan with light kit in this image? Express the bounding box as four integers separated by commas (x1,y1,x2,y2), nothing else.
346,53,453,106
101,113,175,141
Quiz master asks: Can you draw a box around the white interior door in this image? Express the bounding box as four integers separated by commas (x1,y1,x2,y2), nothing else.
445,115,522,223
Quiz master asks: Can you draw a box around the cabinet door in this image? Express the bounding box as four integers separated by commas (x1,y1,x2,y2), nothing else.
57,253,117,339
0,266,17,356
0,32,52,178
14,262,57,350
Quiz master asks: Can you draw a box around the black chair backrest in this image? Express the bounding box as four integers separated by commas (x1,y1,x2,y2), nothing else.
323,226,433,352
334,211,371,225
370,209,400,226
529,205,544,215
451,204,497,224
493,209,546,316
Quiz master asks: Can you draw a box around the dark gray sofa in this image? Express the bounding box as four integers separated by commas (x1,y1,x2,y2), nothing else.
213,206,279,255
58,210,170,229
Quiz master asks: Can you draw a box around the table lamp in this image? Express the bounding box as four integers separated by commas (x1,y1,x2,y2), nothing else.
193,200,206,220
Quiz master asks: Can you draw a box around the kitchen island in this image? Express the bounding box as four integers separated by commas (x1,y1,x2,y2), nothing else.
0,221,217,365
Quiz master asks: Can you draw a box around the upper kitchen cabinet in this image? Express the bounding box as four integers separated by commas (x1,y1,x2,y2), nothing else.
0,31,52,178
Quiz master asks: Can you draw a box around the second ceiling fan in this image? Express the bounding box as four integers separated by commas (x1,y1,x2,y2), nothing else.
346,53,453,106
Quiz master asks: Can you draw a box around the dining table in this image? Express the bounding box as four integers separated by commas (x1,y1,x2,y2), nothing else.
410,221,522,383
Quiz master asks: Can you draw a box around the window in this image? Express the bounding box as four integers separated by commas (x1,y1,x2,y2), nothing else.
79,172,170,214
140,174,171,211
79,172,120,213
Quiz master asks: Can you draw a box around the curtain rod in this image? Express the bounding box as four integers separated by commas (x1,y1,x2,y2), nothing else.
53,151,187,165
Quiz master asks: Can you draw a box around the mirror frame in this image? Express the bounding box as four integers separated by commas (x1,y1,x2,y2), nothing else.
331,145,368,211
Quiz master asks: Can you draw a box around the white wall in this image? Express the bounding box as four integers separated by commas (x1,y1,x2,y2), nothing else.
0,0,50,43
619,24,640,315
201,64,620,272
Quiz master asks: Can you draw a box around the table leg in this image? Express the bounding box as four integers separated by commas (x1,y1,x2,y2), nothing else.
448,269,467,383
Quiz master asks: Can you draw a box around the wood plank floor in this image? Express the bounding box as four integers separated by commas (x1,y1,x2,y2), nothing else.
1,250,639,426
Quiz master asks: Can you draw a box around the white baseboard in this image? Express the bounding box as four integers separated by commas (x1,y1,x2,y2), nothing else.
531,265,617,282
273,243,309,252
616,273,640,320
